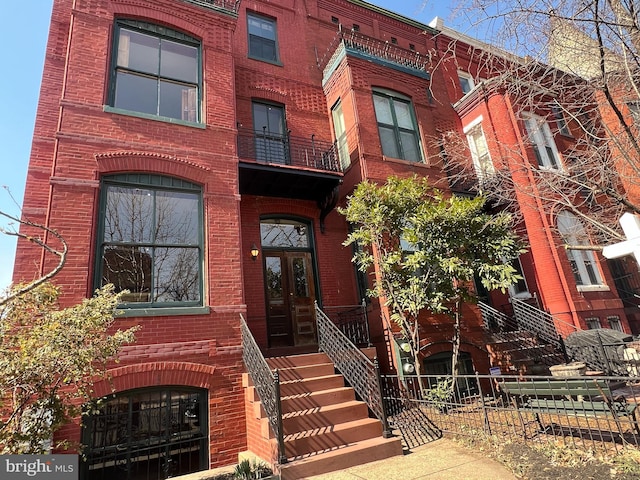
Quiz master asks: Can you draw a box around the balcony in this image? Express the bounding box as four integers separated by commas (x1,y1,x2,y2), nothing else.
320,29,431,82
237,128,343,204
181,0,240,15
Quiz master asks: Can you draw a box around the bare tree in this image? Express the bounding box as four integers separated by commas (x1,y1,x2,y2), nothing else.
430,0,640,249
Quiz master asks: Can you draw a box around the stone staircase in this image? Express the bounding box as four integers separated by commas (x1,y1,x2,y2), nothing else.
486,330,564,374
243,351,403,479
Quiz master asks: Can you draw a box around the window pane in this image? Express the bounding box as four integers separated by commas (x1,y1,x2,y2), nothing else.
155,191,200,245
261,221,309,248
118,29,159,75
114,72,158,115
153,247,200,302
159,80,196,121
292,257,309,297
102,245,152,302
265,257,283,300
104,185,154,243
160,39,198,83
249,36,277,62
248,16,276,40
400,131,420,162
394,100,414,129
373,95,393,124
378,126,399,158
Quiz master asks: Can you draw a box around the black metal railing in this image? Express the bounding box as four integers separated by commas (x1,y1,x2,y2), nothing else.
320,302,371,347
182,0,241,14
319,28,430,77
510,297,568,349
381,372,640,453
240,315,287,464
315,303,391,437
479,300,567,368
237,128,341,173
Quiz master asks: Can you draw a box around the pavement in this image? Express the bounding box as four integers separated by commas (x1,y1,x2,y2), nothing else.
304,437,517,480
178,437,517,480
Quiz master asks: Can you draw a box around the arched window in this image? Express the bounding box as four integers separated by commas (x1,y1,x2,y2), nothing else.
557,211,604,288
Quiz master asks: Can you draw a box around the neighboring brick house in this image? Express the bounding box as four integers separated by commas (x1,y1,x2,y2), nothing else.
12,0,640,478
431,17,635,335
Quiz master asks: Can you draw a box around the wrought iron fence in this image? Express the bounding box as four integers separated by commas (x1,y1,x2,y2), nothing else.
320,302,371,347
315,303,391,437
318,28,430,75
237,128,341,173
240,315,287,464
381,372,640,453
565,338,640,376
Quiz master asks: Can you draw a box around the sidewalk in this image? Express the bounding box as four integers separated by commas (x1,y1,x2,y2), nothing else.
304,437,517,480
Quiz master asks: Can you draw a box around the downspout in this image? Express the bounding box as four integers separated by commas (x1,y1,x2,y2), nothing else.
39,0,77,278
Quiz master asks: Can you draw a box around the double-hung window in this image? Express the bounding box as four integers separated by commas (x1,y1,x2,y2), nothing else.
97,174,203,307
464,118,494,179
372,89,422,162
248,13,279,63
557,210,604,289
523,113,562,169
109,20,200,123
552,105,571,136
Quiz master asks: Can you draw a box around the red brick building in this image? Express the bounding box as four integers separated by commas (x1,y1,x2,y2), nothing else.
12,0,639,478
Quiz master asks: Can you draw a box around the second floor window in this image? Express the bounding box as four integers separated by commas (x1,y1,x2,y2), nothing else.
372,89,422,162
248,13,279,63
523,113,562,169
110,20,200,122
557,210,604,288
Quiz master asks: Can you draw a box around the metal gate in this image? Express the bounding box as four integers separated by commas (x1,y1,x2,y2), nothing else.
82,387,208,480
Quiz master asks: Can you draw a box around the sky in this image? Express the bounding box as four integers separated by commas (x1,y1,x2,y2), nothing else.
0,0,461,292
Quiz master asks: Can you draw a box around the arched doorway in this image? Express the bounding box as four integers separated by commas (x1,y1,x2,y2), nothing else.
81,387,208,480
261,217,317,348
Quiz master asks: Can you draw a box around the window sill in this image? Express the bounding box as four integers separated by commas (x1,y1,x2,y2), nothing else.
104,106,206,129
382,155,427,167
117,306,211,318
577,285,610,293
247,55,283,67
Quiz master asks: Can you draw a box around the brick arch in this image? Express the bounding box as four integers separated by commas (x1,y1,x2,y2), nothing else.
110,0,210,40
93,361,217,398
95,151,210,185
250,88,289,106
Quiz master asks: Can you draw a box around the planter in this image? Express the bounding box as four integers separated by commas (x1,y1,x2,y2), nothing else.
549,362,587,377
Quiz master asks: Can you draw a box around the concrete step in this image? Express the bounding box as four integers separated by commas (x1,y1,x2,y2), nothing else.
281,387,355,414
276,363,336,382
279,374,345,397
267,352,331,369
280,400,369,434
284,418,382,458
278,436,403,480
252,386,357,419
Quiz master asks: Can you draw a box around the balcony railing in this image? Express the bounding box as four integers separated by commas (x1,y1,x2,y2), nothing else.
320,28,430,79
182,0,241,14
237,128,342,173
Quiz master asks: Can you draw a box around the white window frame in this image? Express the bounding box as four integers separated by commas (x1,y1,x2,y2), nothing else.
458,71,474,95
464,116,494,180
332,100,350,170
557,211,606,291
523,112,563,170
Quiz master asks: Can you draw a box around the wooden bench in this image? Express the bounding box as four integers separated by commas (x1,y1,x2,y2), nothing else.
501,379,639,436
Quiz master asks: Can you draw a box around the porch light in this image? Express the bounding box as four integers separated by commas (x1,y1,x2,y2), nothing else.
402,362,415,374
250,243,260,261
